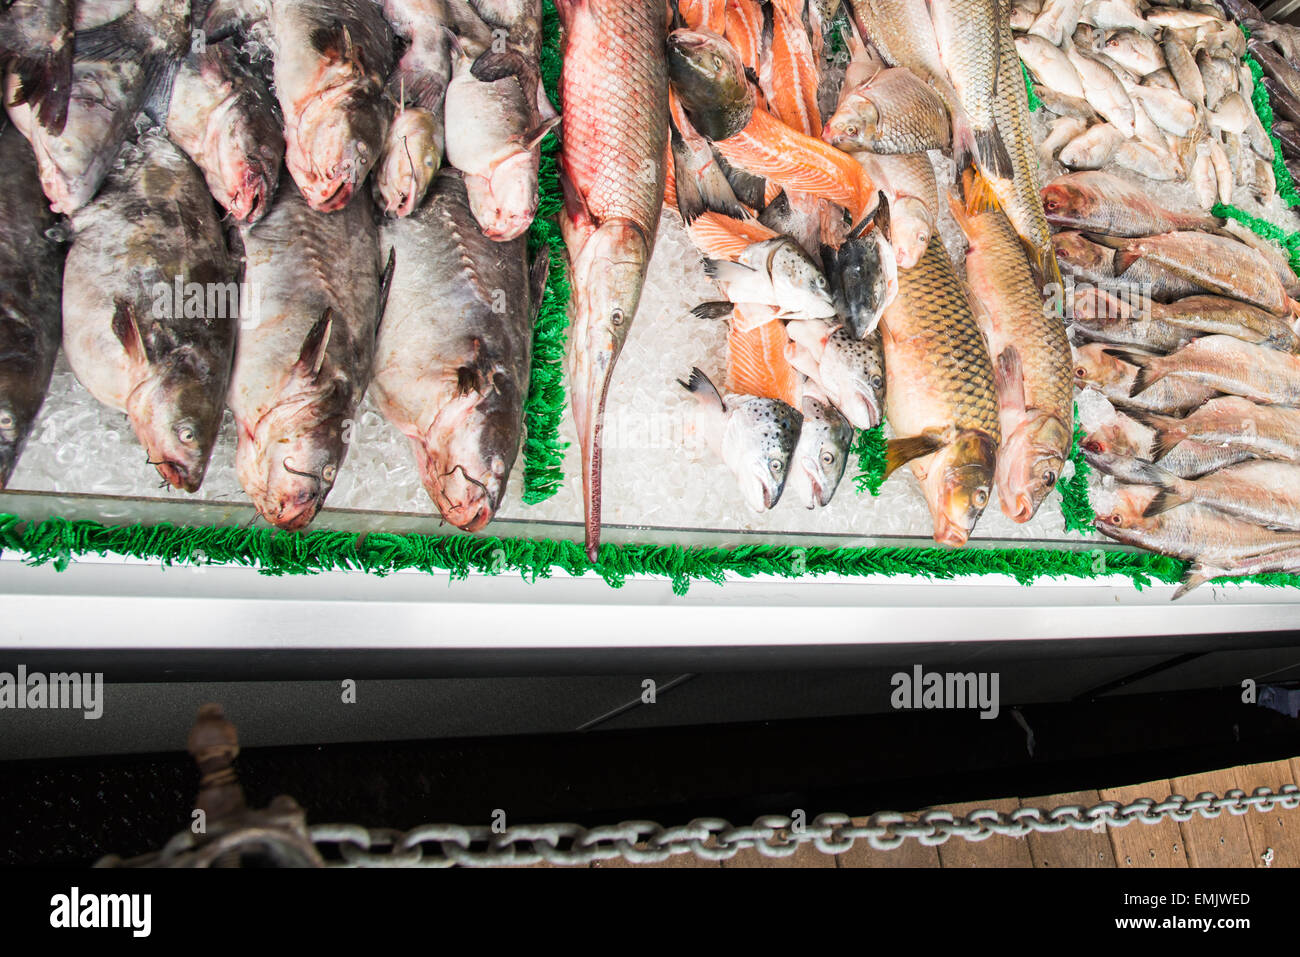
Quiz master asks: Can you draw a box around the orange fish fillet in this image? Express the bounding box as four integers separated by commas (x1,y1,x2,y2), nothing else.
679,0,727,33
764,0,821,136
728,307,802,406
688,211,778,258
724,0,765,69
716,106,873,219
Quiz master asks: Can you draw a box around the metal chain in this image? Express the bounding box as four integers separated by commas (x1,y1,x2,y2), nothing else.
299,786,1300,868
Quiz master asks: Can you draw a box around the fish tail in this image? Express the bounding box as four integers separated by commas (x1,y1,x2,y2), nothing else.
1033,242,1065,297
1125,409,1186,459
950,113,979,184
1172,561,1219,600
1102,348,1164,395
973,125,1015,181
678,366,725,410
6,50,72,136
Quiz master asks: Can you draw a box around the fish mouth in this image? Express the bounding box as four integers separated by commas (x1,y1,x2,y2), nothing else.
425,462,502,533
153,460,201,494
230,167,273,223
933,513,970,547
271,497,323,532
802,463,829,508
1004,492,1036,524
310,177,353,213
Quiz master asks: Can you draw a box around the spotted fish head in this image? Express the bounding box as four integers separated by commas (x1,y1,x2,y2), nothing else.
722,397,803,511
666,28,754,140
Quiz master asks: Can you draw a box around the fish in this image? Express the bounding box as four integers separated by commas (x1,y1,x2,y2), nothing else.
1077,289,1299,352
0,0,74,135
374,0,453,217
1079,0,1151,35
1040,171,1223,236
822,67,952,154
1068,287,1196,352
1112,139,1183,182
559,0,669,560
151,42,283,223
1128,86,1195,137
757,0,821,136
1107,336,1300,407
990,0,1061,289
1076,397,1155,459
949,172,1073,522
1058,122,1125,168
670,114,748,224
1162,37,1204,110
1208,92,1274,161
229,0,395,212
1273,121,1300,162
1072,342,1220,413
702,237,838,319
1033,86,1097,120
372,172,540,530
784,320,886,428
854,151,938,269
468,0,554,128
930,0,1015,178
1064,42,1135,138
1101,29,1164,77
1265,77,1300,127
1101,232,1294,317
0,123,63,489
786,388,855,508
228,175,388,530
1247,37,1300,104
1095,485,1300,598
74,0,191,62
1028,0,1085,46
727,306,802,407
879,236,1001,546
5,58,146,214
62,132,236,493
1016,35,1085,100
1131,396,1300,465
666,27,754,141
679,366,802,511
444,5,555,240
1197,49,1237,112
1053,230,1202,302
1039,115,1089,163
820,220,896,339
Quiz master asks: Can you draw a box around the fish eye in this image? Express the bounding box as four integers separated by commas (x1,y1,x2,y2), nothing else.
711,54,724,71
0,411,13,430
322,464,338,483
611,308,625,326
1082,439,1104,453
1074,366,1087,378
973,487,989,508
769,457,784,473
176,424,197,444
869,374,883,390
1109,512,1124,527
355,140,369,157
820,450,835,466
1043,198,1058,211
1042,469,1057,487
843,124,859,137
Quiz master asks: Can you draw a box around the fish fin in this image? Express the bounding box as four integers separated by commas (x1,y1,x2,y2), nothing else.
993,346,1028,419
691,301,736,321
140,54,183,128
961,167,1002,216
110,299,148,368
883,434,944,479
1102,348,1162,394
557,157,596,246
388,67,447,111
294,309,334,380
714,150,766,212
309,22,359,65
73,20,145,62
678,366,726,412
668,0,687,30
374,248,397,338
6,51,72,136
950,108,978,182
1143,488,1190,518
1172,561,1218,600
1113,247,1144,275
1125,409,1184,459
528,250,550,319
470,48,530,84
744,66,761,89
1033,243,1065,296
702,258,756,282
671,126,707,224
853,192,888,240
519,116,561,152
973,126,1015,181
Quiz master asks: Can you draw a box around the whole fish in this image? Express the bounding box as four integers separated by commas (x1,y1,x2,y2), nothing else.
1162,37,1203,110
1104,232,1294,317
5,58,145,214
1107,336,1300,407
1065,43,1135,138
1039,115,1089,163
1128,86,1195,137
666,27,754,141
879,237,1001,546
701,237,838,319
679,366,802,511
990,0,1061,289
62,132,236,493
1095,485,1300,598
1074,288,1299,352
559,0,668,560
0,123,63,489
229,178,387,530
152,42,283,223
373,173,540,530
930,0,1014,177
1058,122,1125,169
1016,35,1085,100
949,173,1072,522
1053,231,1201,302
855,152,937,269
221,0,395,212
786,388,855,508
1126,458,1300,531
0,0,74,135
1072,342,1219,413
1101,29,1164,76
784,320,886,428
1040,171,1222,236
1028,0,1084,45
822,67,951,154
374,0,453,217
1197,49,1237,112
1132,396,1300,464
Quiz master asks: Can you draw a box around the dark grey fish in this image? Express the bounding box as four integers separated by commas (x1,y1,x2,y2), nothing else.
0,0,74,135
372,172,541,531
0,122,63,488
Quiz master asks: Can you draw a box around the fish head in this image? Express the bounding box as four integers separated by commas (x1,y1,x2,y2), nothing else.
374,108,443,218
822,94,877,152
1094,484,1160,540
289,87,388,212
125,355,227,494
820,333,884,429
996,412,1072,523
1081,414,1149,459
888,196,933,270
666,28,754,140
788,396,853,508
770,241,837,318
828,232,894,337
567,220,651,559
722,397,803,511
238,411,347,531
921,431,996,547
1071,342,1125,390
413,366,522,532
1039,181,1093,230
463,148,538,241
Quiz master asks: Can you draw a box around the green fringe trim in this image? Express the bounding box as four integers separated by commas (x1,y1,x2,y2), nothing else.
7,510,1300,596
1021,60,1041,113
851,426,887,495
1059,405,1096,535
1241,28,1300,210
520,0,570,505
1213,201,1300,272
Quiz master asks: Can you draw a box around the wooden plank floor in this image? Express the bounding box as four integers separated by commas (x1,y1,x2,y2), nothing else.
586,757,1300,868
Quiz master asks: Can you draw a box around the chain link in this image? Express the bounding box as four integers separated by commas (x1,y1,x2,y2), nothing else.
297,785,1300,867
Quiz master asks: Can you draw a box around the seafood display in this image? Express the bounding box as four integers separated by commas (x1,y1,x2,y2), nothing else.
3,0,1300,600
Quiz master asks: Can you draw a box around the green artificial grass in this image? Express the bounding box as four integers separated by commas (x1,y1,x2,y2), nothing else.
1059,406,1096,535
520,0,570,505
851,426,887,495
1021,60,1041,113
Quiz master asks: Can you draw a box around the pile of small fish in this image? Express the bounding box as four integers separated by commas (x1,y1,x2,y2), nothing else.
1053,172,1300,595
583,0,1072,558
1227,0,1300,187
0,0,551,533
1016,0,1279,208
